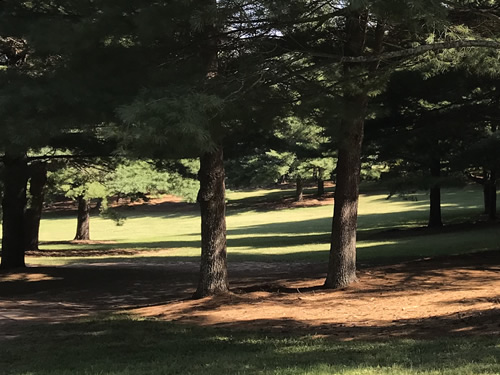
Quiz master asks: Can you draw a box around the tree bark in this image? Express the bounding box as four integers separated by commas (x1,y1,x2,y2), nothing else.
296,175,304,202
24,161,48,251
486,170,497,221
317,178,325,197
1,152,29,269
428,158,443,228
192,0,229,298
325,94,367,289
74,195,90,240
194,147,229,298
483,169,490,214
325,10,373,289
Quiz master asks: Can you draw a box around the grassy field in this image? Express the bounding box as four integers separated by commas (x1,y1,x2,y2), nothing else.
2,186,500,375
2,316,499,375
30,186,500,266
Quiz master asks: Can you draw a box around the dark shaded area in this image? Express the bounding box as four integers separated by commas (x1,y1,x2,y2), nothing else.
1,317,499,375
1,152,29,269
24,161,48,251
1,250,499,342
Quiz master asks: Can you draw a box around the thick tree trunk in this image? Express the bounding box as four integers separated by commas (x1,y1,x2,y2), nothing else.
325,10,374,289
317,178,325,197
194,147,229,298
24,162,48,251
325,94,367,289
74,195,90,240
428,158,443,228
296,176,304,202
192,0,229,298
1,152,29,269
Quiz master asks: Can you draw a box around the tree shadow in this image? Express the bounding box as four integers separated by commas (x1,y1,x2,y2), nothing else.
2,316,499,375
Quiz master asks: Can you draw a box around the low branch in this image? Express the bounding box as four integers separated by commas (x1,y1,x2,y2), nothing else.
304,39,500,62
23,154,115,162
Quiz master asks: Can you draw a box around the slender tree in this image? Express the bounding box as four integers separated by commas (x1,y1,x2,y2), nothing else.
24,161,48,251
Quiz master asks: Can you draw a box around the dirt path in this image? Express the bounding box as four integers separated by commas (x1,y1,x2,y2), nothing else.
1,251,499,340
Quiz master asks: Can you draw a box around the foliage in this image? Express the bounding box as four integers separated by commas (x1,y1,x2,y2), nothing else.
106,160,199,203
47,159,199,226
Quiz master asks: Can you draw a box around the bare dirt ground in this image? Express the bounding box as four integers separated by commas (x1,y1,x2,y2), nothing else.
1,250,499,341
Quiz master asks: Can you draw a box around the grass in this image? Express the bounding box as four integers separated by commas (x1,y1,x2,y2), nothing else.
3,187,500,375
1,316,499,375
28,186,500,266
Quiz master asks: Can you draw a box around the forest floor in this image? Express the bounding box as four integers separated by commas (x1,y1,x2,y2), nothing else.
1,249,499,341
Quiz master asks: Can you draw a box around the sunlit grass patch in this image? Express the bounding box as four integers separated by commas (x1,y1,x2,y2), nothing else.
23,186,500,267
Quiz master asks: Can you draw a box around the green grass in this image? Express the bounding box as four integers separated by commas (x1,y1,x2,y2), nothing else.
29,186,500,266
1,316,499,375
3,188,500,375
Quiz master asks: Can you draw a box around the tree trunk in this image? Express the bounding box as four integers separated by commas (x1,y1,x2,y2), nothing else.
194,147,229,298
24,162,48,251
296,176,304,202
317,178,325,197
192,0,229,298
74,195,90,240
1,152,29,269
325,94,367,289
325,10,374,289
486,170,497,221
428,158,443,228
483,169,490,214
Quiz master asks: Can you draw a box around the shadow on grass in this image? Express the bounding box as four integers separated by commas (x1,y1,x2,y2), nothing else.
1,316,499,375
32,214,500,270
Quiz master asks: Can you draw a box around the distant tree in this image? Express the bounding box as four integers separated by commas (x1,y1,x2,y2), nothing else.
367,67,500,226
48,163,109,241
226,114,335,200
459,128,500,221
47,159,200,241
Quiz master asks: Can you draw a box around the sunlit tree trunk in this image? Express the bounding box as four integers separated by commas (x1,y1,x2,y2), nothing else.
74,195,90,240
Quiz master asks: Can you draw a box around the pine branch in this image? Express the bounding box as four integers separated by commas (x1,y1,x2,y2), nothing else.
303,39,500,62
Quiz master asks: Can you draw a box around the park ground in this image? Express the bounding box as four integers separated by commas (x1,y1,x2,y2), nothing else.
1,186,499,375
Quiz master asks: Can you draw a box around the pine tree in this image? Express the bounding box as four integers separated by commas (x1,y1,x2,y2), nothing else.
257,0,500,288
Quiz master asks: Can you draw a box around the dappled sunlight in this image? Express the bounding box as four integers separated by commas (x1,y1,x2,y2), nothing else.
134,252,500,339
2,316,499,374
27,186,496,268
0,272,62,283
0,299,93,331
356,240,399,249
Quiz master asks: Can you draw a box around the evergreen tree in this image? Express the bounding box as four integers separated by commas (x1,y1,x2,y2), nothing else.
258,0,500,288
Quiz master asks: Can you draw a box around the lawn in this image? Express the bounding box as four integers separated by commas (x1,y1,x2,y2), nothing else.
29,186,500,266
1,185,499,375
1,316,499,375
